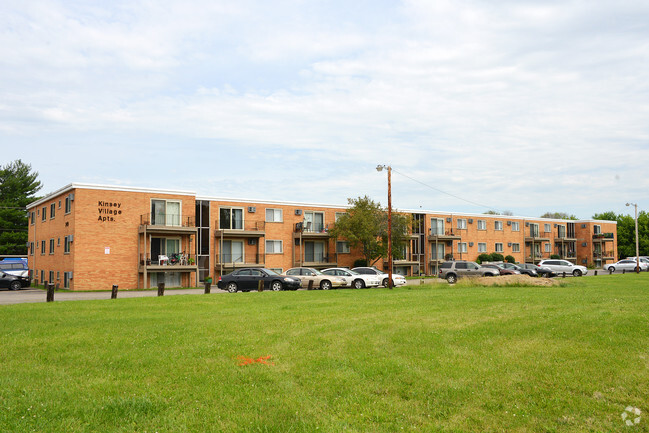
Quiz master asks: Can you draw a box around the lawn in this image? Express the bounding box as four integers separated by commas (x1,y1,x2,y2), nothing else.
1,274,647,432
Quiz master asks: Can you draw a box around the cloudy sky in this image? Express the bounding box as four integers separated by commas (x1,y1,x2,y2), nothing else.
2,0,648,219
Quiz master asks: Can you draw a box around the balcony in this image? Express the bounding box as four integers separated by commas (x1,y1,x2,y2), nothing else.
139,213,197,235
294,222,331,239
215,254,264,268
296,254,337,269
593,233,615,241
525,233,550,243
139,252,198,272
215,220,265,238
593,251,615,260
427,229,461,242
385,252,420,267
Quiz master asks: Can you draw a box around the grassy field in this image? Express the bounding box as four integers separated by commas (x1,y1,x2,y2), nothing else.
1,274,647,432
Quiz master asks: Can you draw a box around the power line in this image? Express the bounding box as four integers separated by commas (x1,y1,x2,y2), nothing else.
390,167,507,213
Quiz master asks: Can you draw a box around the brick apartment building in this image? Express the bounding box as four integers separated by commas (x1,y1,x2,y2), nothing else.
26,183,618,291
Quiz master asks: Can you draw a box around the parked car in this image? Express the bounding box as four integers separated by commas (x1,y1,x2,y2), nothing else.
0,258,29,278
438,261,499,284
0,271,31,291
283,267,347,290
626,257,649,266
217,268,301,293
351,267,407,287
518,263,556,277
604,260,649,272
499,262,537,277
321,268,381,289
537,259,588,277
481,263,521,276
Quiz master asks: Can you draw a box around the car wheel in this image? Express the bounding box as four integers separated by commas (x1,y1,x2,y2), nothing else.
9,280,21,291
320,280,331,290
446,274,457,284
226,282,238,293
572,269,582,277
353,279,364,289
382,278,389,287
271,281,283,291
608,266,615,273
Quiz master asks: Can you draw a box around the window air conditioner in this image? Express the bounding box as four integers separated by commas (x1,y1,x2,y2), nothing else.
69,193,74,201
468,219,473,224
525,222,530,227
247,207,256,213
248,238,257,245
295,209,302,216
507,221,511,226
508,243,512,247
469,242,474,247
446,218,452,223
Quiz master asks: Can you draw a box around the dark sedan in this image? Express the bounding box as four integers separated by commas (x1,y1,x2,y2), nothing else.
500,262,537,277
0,272,30,291
519,263,557,278
481,263,520,275
217,268,301,293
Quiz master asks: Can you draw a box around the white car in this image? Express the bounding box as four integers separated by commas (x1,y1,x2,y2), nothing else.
537,259,588,277
604,260,649,273
321,268,381,289
351,267,407,287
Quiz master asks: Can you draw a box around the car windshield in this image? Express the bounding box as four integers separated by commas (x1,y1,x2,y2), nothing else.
264,269,280,276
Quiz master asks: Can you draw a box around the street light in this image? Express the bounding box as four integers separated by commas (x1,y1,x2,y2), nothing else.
626,202,640,273
376,164,393,289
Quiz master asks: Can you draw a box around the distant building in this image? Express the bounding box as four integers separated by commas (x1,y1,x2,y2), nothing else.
26,183,617,290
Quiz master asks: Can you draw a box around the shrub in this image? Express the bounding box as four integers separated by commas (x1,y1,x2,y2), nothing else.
550,254,561,259
505,255,516,263
476,253,492,264
491,253,504,262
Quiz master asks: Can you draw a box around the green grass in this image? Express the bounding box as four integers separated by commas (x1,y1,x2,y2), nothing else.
1,274,648,432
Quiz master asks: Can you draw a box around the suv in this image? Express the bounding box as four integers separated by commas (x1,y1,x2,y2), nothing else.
438,261,499,283
537,260,588,277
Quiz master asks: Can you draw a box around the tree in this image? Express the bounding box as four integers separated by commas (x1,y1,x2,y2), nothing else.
0,160,42,254
594,211,649,258
329,196,412,266
484,210,513,215
540,212,578,220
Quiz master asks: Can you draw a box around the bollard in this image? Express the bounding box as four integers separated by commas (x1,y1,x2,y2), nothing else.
562,272,566,278
157,282,165,296
111,284,118,299
307,280,314,290
258,280,263,292
609,268,613,275
204,281,211,294
46,282,55,302
623,269,626,274
594,270,597,276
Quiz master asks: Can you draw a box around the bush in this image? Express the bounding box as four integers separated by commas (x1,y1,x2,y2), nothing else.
550,254,560,259
491,253,504,262
353,259,368,268
505,255,516,263
476,253,492,264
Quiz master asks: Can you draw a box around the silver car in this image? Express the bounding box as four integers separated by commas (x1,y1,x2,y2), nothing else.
322,268,381,289
604,260,649,272
537,260,588,277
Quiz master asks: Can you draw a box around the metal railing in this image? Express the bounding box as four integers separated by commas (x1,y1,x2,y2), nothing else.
140,213,195,227
140,252,197,266
593,233,615,239
302,254,334,263
215,254,264,265
215,220,265,231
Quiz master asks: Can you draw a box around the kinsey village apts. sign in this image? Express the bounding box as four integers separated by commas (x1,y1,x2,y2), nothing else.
98,201,122,222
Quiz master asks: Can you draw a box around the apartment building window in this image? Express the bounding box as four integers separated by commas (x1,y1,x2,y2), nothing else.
40,270,44,283
594,225,601,235
49,271,54,284
478,243,487,252
265,208,283,222
152,199,181,226
457,219,467,230
512,243,520,253
337,241,350,254
40,241,45,255
477,220,486,230
58,200,61,209
545,243,551,253
495,221,503,230
41,206,47,221
30,211,35,224
64,272,70,288
50,203,56,219
431,243,445,260
335,212,346,222
458,243,467,253
29,242,34,255
265,240,283,254
65,196,72,213
495,243,503,253
511,221,519,231
544,223,551,233
64,236,71,254
49,239,55,254
557,225,566,238
221,240,244,263
304,211,324,232
304,241,326,262
530,223,540,237
219,207,243,230
430,218,445,235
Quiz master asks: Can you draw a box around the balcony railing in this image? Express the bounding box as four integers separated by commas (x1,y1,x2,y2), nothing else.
215,254,264,265
593,233,615,240
140,213,195,227
295,222,328,233
215,220,265,232
302,254,334,264
593,251,614,259
140,252,197,266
